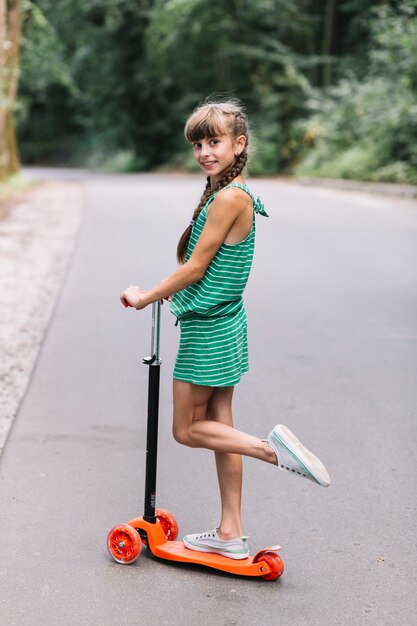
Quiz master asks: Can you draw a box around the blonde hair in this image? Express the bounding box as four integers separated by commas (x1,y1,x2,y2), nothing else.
177,100,250,264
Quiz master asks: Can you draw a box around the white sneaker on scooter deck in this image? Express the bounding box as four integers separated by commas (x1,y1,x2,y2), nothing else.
267,424,331,487
183,529,249,560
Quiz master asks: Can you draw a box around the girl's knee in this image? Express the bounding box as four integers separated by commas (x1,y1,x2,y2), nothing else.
172,424,193,447
173,402,207,446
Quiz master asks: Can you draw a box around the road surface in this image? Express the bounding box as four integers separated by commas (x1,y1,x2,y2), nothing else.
1,172,416,625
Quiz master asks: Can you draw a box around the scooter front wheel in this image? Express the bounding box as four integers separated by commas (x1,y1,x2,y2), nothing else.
107,524,141,564
255,551,284,581
156,509,179,541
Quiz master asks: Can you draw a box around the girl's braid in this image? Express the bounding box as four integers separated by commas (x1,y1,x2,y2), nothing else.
176,151,248,263
212,150,248,193
176,177,211,262
177,108,249,264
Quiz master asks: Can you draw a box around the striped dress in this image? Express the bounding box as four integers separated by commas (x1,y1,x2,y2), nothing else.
170,182,268,387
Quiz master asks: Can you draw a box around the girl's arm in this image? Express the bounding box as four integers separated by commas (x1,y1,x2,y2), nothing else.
121,188,245,309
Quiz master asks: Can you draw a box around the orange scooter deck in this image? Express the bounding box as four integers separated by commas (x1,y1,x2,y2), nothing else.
128,516,282,578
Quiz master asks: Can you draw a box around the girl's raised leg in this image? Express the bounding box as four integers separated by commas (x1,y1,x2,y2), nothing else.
172,380,330,488
172,379,276,463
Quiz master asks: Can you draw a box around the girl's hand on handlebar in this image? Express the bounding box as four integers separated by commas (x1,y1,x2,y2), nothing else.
120,285,148,310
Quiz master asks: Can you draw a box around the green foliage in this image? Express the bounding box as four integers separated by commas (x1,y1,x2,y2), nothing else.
19,2,72,94
16,0,417,183
296,1,417,183
18,2,79,162
145,0,317,171
99,150,148,173
17,0,323,169
19,0,156,165
370,0,417,88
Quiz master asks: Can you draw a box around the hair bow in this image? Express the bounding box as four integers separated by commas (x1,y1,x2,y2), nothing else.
254,197,269,217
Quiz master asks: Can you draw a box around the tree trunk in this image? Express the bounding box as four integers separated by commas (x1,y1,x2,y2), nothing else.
321,0,335,88
0,0,22,180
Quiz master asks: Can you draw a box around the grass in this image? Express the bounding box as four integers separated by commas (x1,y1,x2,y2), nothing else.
0,173,36,203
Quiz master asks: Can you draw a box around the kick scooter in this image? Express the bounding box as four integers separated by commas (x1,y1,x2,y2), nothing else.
107,302,284,581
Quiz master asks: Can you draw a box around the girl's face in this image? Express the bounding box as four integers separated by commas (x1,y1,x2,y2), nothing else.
192,133,246,183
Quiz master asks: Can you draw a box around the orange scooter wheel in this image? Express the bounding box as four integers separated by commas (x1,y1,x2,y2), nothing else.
107,524,141,564
155,509,179,541
255,551,284,581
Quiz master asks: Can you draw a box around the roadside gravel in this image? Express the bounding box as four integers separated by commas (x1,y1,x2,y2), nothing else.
0,181,84,454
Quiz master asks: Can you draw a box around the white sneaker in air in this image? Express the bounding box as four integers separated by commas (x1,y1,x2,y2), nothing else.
267,424,331,487
183,529,249,560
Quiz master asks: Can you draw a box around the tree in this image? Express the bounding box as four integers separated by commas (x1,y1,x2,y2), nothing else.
321,0,335,87
295,0,417,183
0,0,22,179
16,0,397,177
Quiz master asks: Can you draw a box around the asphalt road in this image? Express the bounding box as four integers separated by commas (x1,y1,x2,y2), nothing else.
1,172,416,626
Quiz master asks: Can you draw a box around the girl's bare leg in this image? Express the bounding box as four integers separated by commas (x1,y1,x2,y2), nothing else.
172,380,276,463
206,387,243,540
172,379,277,539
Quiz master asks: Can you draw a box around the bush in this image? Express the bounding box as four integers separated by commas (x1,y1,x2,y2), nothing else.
295,1,417,184
99,150,147,173
371,162,417,185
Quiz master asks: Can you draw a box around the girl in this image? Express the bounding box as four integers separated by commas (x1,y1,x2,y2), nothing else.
120,100,330,560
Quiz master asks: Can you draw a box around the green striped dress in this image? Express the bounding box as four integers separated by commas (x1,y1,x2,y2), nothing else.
170,182,268,387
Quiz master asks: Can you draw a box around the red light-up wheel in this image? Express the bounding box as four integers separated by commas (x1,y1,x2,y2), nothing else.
255,551,284,581
156,509,179,541
107,524,141,564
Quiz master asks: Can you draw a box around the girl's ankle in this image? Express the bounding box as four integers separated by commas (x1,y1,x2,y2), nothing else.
262,439,278,465
217,526,243,540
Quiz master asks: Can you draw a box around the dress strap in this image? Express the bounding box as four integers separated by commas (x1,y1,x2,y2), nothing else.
223,182,269,217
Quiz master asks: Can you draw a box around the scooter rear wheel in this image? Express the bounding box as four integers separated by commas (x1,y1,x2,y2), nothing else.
255,551,284,581
156,509,179,541
107,524,141,564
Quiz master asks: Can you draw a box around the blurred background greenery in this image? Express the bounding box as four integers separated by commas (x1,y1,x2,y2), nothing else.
3,0,417,182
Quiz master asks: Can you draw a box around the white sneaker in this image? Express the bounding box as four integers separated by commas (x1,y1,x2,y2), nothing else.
267,424,331,487
183,529,249,560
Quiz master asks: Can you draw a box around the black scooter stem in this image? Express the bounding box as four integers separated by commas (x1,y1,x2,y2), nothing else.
143,301,162,523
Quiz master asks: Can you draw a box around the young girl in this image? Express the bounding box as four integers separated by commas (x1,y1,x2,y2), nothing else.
120,100,330,560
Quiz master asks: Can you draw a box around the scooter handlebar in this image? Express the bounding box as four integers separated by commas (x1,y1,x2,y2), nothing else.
124,300,161,365
143,301,161,365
